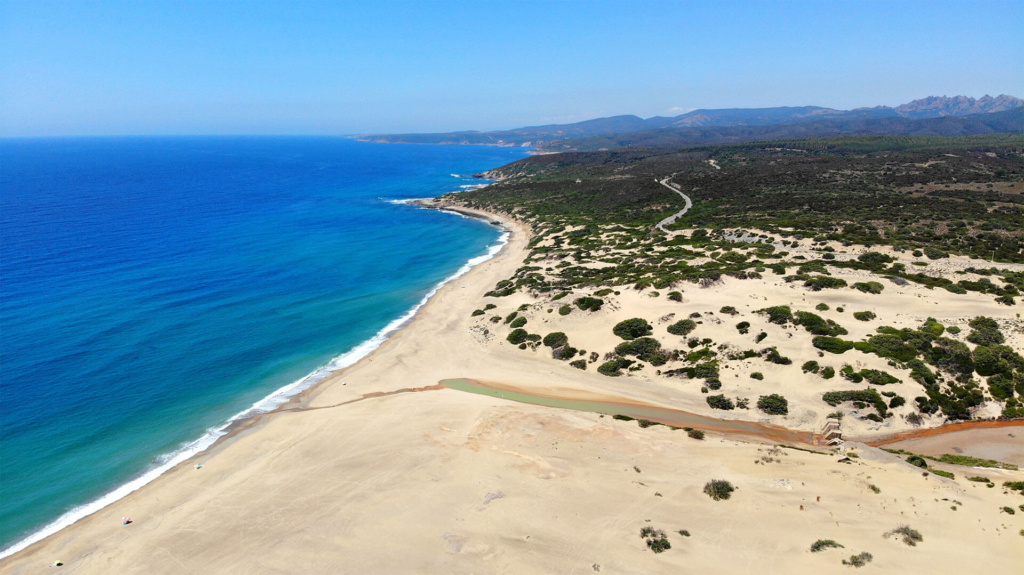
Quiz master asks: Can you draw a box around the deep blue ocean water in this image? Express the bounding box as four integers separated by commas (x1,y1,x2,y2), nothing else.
0,137,528,554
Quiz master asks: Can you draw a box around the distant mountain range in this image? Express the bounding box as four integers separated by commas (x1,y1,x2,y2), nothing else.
355,94,1023,152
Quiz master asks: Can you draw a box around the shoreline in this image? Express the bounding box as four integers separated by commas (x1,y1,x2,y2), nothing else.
4,198,1021,572
0,201,522,562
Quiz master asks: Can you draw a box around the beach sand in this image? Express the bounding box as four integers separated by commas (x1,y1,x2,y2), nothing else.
3,207,1022,573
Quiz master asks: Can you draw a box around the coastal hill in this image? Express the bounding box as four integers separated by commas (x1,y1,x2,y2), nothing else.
355,95,1023,151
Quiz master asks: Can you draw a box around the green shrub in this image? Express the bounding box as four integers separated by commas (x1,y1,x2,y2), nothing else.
805,276,848,291
706,395,735,410
967,316,1004,346
504,311,518,324
815,303,830,311
648,537,671,553
507,329,529,345
1001,506,1016,515
884,525,922,546
509,316,527,329
613,318,653,340
543,332,569,348
930,468,955,479
813,336,854,354
794,311,848,336
703,479,735,500
569,359,587,370
573,296,604,311
558,304,572,316
906,455,928,468
852,281,885,294
687,429,705,440
755,332,768,343
668,291,683,302
750,372,764,380
597,358,633,376
821,366,836,379
757,305,793,324
853,311,876,321
551,291,569,301
615,337,669,365
822,389,887,416
764,348,792,365
843,552,873,567
720,306,738,315
471,309,485,316
802,360,820,373
639,527,671,552
810,539,844,552
667,319,697,336
757,394,789,415
736,321,751,334
924,246,949,259
858,251,894,265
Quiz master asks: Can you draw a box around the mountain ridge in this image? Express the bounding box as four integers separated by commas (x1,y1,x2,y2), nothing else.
355,95,1022,150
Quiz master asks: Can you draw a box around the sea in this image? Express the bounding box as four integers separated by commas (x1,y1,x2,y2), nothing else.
0,136,529,556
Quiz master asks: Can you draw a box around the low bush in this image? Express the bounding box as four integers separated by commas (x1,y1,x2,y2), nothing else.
884,525,923,547
558,304,572,316
615,337,669,365
852,281,885,294
613,318,652,340
706,394,735,410
815,303,830,311
757,394,789,415
813,336,854,354
507,329,529,345
750,372,764,380
687,429,705,440
509,316,527,329
810,539,844,552
597,358,634,376
802,360,820,373
757,305,793,324
720,306,738,315
667,319,697,336
668,291,683,302
543,332,569,348
805,276,848,291
843,552,873,567
569,359,587,370
821,366,836,379
703,479,735,501
736,321,751,334
853,311,876,321
764,348,792,365
574,296,604,311
906,455,928,468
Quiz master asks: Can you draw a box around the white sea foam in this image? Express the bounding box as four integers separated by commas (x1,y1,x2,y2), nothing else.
0,216,509,560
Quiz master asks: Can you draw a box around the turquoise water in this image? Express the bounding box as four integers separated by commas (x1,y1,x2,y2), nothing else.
0,137,528,554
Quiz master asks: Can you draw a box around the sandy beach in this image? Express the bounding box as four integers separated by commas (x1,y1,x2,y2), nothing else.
3,204,1022,574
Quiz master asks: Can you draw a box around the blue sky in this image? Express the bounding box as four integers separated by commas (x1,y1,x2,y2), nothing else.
2,0,1022,136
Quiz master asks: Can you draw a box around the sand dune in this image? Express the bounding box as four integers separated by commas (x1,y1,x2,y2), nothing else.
3,207,1022,573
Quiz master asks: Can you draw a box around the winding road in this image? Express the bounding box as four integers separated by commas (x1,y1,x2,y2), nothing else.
654,176,693,232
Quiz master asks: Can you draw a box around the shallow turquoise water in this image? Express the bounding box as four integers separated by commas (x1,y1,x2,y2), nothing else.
0,137,528,552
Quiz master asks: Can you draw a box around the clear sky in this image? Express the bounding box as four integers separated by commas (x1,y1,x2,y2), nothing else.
2,0,1022,136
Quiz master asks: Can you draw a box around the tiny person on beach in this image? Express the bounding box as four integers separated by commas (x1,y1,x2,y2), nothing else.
121,517,131,525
